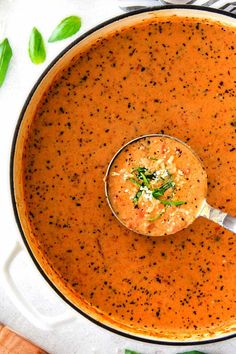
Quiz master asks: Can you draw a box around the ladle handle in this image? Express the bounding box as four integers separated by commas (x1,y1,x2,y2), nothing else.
200,202,236,234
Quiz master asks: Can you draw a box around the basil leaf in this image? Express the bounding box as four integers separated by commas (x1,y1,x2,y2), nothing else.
28,27,46,64
48,16,81,43
125,350,141,354
0,38,12,87
177,351,206,354
160,200,186,206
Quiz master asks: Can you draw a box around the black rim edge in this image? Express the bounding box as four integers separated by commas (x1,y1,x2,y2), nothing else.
10,5,236,346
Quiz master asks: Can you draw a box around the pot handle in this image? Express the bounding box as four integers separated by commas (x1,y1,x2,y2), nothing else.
1,240,77,330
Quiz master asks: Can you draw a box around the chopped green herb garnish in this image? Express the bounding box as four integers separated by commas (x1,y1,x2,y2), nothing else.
147,210,165,221
130,165,184,210
152,180,175,199
145,172,156,179
133,190,142,205
160,200,186,206
128,178,141,187
152,189,163,199
125,350,141,354
140,172,149,186
132,167,147,174
132,166,157,184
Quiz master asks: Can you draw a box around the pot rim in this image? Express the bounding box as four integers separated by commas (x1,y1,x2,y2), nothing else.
10,5,236,346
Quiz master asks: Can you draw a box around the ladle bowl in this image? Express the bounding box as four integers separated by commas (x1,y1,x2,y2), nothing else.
105,134,236,236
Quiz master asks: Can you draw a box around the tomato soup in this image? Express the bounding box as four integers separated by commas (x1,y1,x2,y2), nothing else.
106,135,207,236
17,15,236,340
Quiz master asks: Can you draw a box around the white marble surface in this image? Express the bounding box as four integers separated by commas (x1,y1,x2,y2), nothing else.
0,1,236,353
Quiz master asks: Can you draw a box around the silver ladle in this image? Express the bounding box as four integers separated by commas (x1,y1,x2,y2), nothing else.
104,134,236,236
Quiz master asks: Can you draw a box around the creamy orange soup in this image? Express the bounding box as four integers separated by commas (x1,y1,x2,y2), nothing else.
107,135,207,236
18,15,236,340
